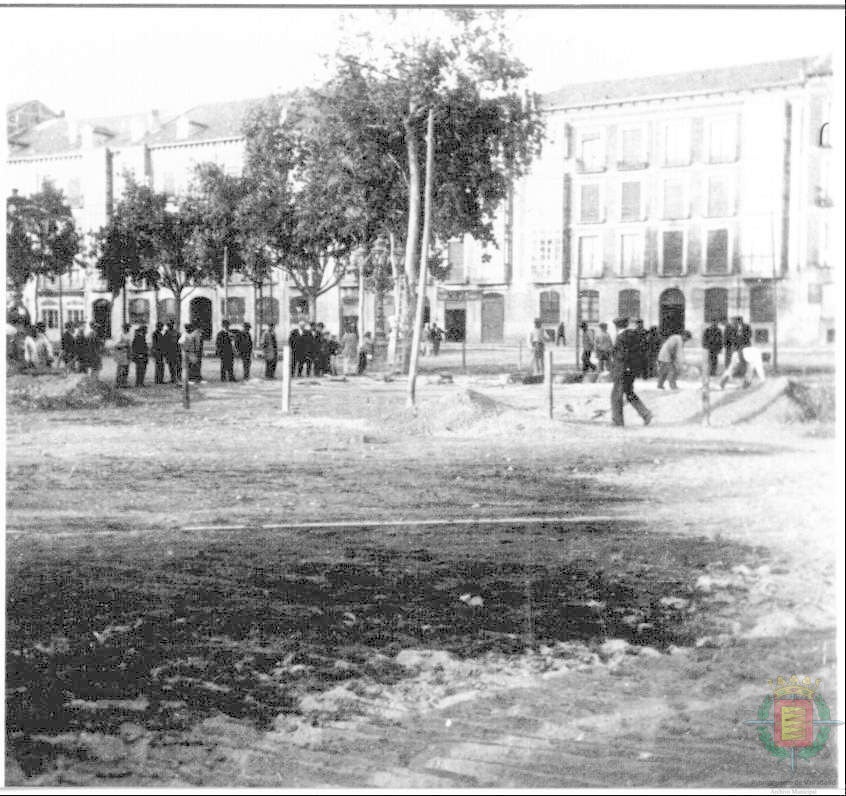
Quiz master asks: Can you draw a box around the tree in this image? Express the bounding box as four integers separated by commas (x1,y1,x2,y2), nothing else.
327,10,545,369
6,183,80,322
239,94,363,321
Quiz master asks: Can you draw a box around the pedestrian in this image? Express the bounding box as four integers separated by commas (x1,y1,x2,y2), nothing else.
529,318,545,375
85,322,103,376
216,319,236,382
289,321,304,377
298,322,315,377
579,321,597,372
723,319,737,372
74,323,89,373
610,316,653,427
312,322,326,376
114,323,132,388
341,324,359,376
238,322,253,380
430,323,443,355
261,323,278,379
656,330,692,390
358,331,374,375
22,326,39,370
61,321,76,374
633,319,649,378
180,323,203,383
702,319,724,377
594,322,613,373
33,322,54,371
151,322,166,384
191,324,205,382
161,321,180,384
328,333,340,376
646,326,662,378
132,325,149,387
556,321,566,347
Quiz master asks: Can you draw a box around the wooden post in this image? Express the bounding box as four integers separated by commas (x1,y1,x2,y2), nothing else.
545,349,553,419
282,346,291,414
182,347,190,409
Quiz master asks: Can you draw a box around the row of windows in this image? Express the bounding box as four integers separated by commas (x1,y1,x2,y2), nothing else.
576,174,735,225
574,116,738,172
39,308,85,329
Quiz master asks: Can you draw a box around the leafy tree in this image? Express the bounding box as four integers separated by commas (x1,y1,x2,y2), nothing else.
6,184,80,320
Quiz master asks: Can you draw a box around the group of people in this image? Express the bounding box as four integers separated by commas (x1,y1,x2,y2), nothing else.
56,321,105,374
420,323,444,356
288,321,374,378
580,319,664,378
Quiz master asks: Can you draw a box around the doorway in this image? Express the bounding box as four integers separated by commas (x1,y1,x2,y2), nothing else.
659,288,685,337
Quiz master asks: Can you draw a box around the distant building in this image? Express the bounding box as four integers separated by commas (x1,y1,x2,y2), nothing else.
6,55,836,348
436,55,835,349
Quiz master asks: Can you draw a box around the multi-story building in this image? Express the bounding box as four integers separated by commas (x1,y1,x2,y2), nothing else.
435,55,836,350
6,55,836,350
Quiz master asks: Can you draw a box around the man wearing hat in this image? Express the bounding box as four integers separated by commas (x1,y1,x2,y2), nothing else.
610,316,653,427
238,322,253,380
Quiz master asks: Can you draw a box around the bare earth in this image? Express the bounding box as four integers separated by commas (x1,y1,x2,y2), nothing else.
4,367,841,788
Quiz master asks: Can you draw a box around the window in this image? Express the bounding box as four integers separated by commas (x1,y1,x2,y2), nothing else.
221,297,245,324
704,287,728,323
447,239,465,282
621,181,642,222
663,178,687,219
42,309,59,329
531,233,562,281
743,221,775,276
580,183,602,223
157,298,178,323
619,127,646,167
706,229,729,274
749,282,775,322
67,308,85,325
619,233,643,277
129,298,150,326
256,297,279,326
663,119,691,166
579,130,604,171
579,235,603,278
539,290,561,324
662,230,685,276
707,117,738,163
618,289,641,320
707,176,732,217
579,290,600,323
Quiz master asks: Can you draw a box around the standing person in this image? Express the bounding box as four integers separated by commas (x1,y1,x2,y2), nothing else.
33,322,54,370
358,332,374,375
151,322,166,384
702,320,724,377
85,322,103,377
261,323,278,379
216,320,236,382
132,325,150,387
634,319,649,378
312,322,326,376
529,318,545,376
192,324,205,383
161,321,180,384
430,323,443,356
114,323,132,388
180,323,203,383
238,322,253,380
594,322,613,373
579,321,597,373
61,321,77,374
723,319,737,372
289,322,303,377
656,329,692,390
341,324,358,376
646,325,662,378
23,326,39,370
299,322,315,377
328,333,340,376
610,317,653,427
556,321,566,347
421,323,431,357
74,323,89,373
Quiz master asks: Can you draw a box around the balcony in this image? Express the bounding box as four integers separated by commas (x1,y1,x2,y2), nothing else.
576,159,606,175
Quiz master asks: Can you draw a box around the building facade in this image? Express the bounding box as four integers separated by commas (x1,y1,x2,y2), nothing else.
431,56,836,349
6,56,836,350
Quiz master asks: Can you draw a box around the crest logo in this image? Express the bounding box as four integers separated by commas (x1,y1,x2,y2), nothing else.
744,676,843,772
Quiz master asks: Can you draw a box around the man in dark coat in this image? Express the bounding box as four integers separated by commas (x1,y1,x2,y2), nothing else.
151,322,166,384
61,321,77,373
215,319,236,382
634,319,649,378
723,320,737,371
238,322,253,380
132,325,150,387
288,322,303,377
702,320,724,377
610,317,653,427
646,325,662,378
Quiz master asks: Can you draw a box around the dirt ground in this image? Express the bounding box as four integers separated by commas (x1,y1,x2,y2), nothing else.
4,367,842,788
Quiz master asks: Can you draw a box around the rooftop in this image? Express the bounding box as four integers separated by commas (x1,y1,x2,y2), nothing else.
542,55,832,110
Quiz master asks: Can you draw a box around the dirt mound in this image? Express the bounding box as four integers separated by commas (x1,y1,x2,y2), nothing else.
415,388,510,433
7,374,134,411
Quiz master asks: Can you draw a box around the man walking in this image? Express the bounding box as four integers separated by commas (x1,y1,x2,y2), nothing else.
579,321,597,373
657,329,692,390
594,322,613,373
261,323,278,379
216,319,237,382
702,320,724,377
610,317,653,427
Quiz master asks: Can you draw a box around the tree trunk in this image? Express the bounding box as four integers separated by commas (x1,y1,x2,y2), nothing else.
308,293,318,323
357,256,366,337
174,288,183,332
399,106,422,374
387,232,401,368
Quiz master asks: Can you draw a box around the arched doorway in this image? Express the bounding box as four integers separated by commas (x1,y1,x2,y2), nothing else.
481,293,504,343
659,288,685,337
190,297,213,340
92,299,112,339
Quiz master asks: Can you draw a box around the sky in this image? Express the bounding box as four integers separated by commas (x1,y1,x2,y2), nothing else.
1,6,844,119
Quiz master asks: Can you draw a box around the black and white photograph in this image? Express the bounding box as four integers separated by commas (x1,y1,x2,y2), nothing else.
2,3,844,790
